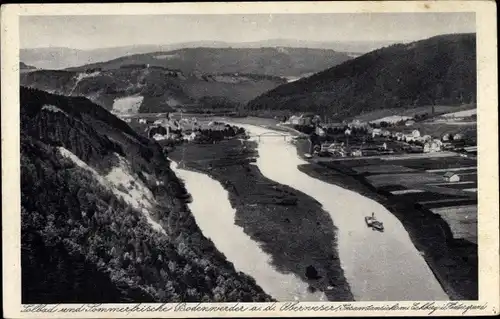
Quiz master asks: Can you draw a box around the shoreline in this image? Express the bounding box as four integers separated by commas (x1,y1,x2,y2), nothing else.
295,155,477,300
169,139,354,301
226,118,476,300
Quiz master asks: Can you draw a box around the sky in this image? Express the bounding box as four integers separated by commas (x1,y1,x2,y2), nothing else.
20,13,475,50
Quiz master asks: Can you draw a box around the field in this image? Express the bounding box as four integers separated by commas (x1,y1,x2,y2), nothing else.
299,156,478,300
386,157,476,170
430,206,478,244
314,153,478,248
351,104,476,122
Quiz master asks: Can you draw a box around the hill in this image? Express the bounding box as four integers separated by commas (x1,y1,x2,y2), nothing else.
66,47,352,78
20,86,272,303
20,62,37,74
247,33,476,119
20,41,374,70
20,66,287,113
20,61,36,70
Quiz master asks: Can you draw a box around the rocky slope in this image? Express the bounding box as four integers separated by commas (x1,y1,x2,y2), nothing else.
20,86,272,303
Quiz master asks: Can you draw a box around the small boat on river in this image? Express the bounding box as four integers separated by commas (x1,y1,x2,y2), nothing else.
365,212,384,232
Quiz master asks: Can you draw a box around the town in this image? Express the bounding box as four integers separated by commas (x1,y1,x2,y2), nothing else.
281,112,477,159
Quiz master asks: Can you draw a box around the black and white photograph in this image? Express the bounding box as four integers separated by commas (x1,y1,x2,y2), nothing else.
2,2,499,317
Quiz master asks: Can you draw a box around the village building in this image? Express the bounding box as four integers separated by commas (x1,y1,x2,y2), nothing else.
443,172,460,182
138,118,147,124
405,120,416,126
351,149,363,157
288,113,317,126
423,139,443,153
393,132,405,141
381,129,391,137
422,135,432,142
453,133,464,140
185,131,201,142
321,142,344,154
323,122,345,129
403,129,421,142
289,115,309,125
315,126,326,136
348,119,368,129
371,128,382,138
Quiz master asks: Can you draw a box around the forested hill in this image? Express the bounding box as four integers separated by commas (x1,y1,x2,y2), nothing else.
20,86,272,303
20,66,287,113
247,33,476,118
66,47,353,78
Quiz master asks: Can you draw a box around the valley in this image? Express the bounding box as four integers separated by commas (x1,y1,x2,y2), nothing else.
19,30,479,304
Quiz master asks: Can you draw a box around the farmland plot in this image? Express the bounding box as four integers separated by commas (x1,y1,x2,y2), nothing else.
389,191,467,203
377,184,408,192
419,198,478,209
366,172,444,188
387,157,477,171
437,182,478,190
430,206,478,244
352,164,417,175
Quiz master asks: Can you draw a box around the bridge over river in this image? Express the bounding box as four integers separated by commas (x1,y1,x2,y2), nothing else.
247,131,293,141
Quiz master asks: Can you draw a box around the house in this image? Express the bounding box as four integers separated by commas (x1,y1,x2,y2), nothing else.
138,118,147,124
324,122,345,129
381,129,391,137
289,115,301,125
322,142,344,154
453,133,464,141
394,132,405,141
404,134,416,142
348,119,367,129
351,149,363,157
405,120,416,126
443,172,460,182
371,128,382,138
289,114,315,126
301,114,314,126
315,126,326,136
186,131,201,142
422,135,432,142
423,139,443,153
442,142,455,150
403,129,421,142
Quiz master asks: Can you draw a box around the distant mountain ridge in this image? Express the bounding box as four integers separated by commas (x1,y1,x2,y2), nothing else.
20,46,354,113
65,47,352,78
20,39,391,70
247,33,477,119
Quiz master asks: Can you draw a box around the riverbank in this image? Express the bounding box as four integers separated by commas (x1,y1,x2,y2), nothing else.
293,139,477,300
169,138,354,301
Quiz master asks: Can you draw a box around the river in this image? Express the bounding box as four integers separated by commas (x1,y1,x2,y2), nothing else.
235,123,449,301
170,160,327,302
170,122,449,301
